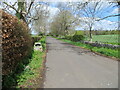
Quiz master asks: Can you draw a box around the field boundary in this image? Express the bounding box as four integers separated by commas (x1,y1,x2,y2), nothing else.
80,40,120,49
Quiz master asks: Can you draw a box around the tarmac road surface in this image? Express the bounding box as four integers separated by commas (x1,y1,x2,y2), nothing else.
44,37,118,88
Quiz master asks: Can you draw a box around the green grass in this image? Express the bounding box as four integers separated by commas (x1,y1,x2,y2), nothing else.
92,47,118,58
16,51,44,87
56,38,119,59
85,34,119,45
16,36,46,88
39,36,46,50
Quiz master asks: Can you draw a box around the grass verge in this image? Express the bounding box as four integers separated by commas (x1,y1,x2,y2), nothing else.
16,36,46,88
56,37,119,60
3,36,46,88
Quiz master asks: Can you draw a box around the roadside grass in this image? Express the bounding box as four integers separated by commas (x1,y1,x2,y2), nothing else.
3,36,46,88
16,51,44,88
39,36,46,50
56,37,119,59
16,36,46,88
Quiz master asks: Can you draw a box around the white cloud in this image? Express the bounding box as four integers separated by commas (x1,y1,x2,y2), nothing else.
2,0,114,2
77,17,118,30
48,6,59,16
111,8,118,14
47,6,59,21
94,19,118,30
33,0,116,2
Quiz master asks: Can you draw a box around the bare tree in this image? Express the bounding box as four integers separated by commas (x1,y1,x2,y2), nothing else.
68,1,117,42
2,0,34,23
96,0,120,21
77,1,105,42
1,1,51,35
32,3,50,35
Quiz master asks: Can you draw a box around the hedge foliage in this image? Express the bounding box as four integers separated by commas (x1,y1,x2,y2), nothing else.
32,36,42,45
65,35,84,42
1,10,33,75
72,35,84,42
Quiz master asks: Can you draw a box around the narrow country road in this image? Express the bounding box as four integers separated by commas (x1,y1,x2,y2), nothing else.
44,37,118,88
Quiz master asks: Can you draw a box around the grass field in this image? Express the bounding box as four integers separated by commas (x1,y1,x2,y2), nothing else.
85,34,119,45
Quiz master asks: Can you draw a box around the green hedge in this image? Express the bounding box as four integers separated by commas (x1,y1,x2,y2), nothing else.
65,35,84,42
72,35,84,42
65,36,72,40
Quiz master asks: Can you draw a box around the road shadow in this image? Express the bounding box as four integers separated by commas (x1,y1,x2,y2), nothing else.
61,42,92,55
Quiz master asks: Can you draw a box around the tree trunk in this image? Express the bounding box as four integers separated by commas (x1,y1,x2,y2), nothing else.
16,12,26,22
89,26,92,42
16,2,26,22
117,1,120,5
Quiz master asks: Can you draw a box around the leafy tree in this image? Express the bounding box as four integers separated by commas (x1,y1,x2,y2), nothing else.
50,10,76,36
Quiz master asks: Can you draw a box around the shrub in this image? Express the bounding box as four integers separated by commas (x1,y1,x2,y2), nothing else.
65,36,72,40
72,35,84,42
1,9,33,75
32,36,41,45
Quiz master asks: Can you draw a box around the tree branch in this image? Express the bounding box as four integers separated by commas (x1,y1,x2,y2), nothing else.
96,14,120,21
12,2,17,7
3,2,19,13
27,1,34,15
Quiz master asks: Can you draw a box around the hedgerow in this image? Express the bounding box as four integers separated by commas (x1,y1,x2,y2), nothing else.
1,9,33,75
